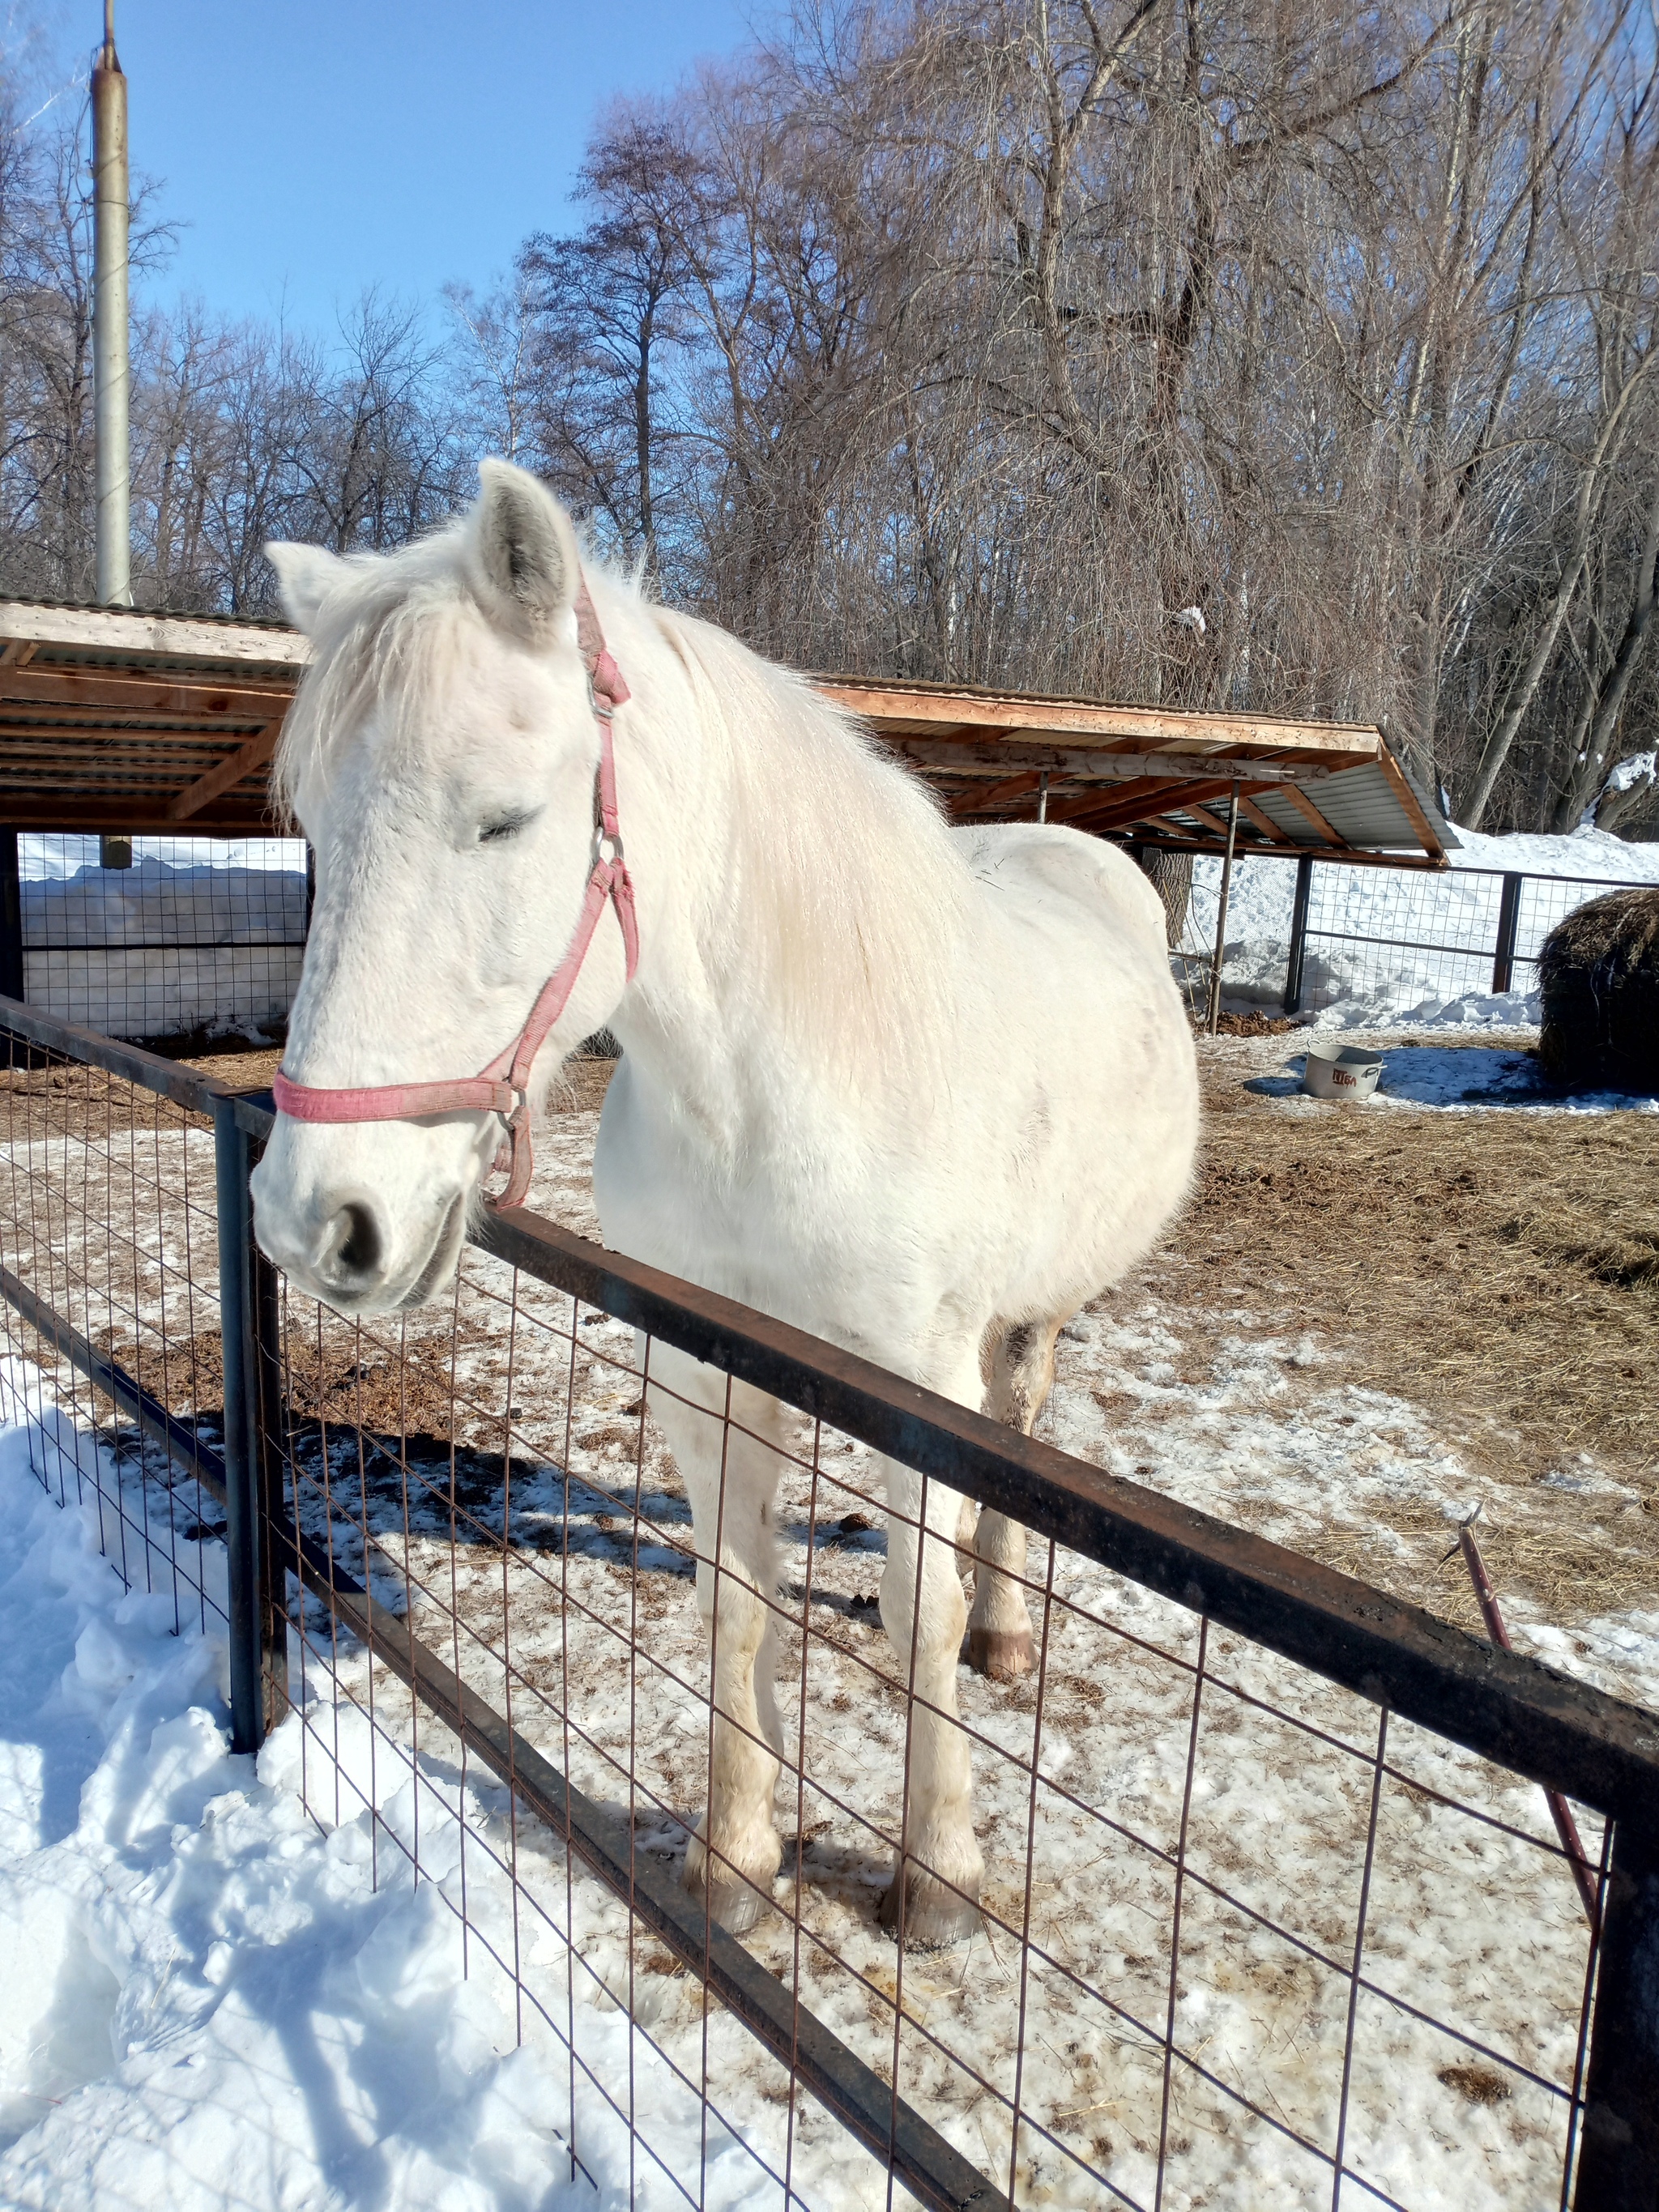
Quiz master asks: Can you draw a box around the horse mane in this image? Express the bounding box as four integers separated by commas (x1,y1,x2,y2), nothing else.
273,531,974,1086
649,603,973,1085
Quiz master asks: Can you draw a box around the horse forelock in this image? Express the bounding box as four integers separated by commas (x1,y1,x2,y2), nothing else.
272,529,490,824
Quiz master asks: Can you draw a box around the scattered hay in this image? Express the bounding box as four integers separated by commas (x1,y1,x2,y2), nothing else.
1107,1040,1659,1623
1438,2064,1511,2106
1538,884,1659,1093
1205,1012,1299,1038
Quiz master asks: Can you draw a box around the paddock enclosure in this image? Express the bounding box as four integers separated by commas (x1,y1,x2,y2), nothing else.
0,998,1655,2212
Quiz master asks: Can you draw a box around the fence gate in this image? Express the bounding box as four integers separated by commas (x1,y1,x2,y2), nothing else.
0,994,1656,2211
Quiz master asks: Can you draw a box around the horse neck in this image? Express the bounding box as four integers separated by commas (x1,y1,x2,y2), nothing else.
604,599,962,1127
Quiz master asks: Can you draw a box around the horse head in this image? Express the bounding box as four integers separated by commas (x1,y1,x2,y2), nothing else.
250,462,637,1315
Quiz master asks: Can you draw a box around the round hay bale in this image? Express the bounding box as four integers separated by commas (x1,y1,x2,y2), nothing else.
1537,884,1659,1093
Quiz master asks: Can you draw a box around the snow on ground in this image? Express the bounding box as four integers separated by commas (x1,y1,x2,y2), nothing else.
0,1370,799,2212
2,1085,1657,2209
1241,1038,1659,1116
17,838,307,1043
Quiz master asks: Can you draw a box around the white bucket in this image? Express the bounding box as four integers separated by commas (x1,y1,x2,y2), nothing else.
1302,1041,1384,1102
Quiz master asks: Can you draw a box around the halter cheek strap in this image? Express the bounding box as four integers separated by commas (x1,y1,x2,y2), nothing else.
271,573,638,1212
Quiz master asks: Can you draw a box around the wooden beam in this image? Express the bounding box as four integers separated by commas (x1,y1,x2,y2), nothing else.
1111,830,1451,873
0,665,296,717
0,794,280,831
1282,783,1347,847
948,769,1045,815
888,738,1333,786
819,676,1383,758
165,725,284,823
0,640,38,671
0,600,311,668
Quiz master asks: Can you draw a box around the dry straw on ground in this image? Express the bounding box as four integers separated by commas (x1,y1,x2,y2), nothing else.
1129,1036,1659,1625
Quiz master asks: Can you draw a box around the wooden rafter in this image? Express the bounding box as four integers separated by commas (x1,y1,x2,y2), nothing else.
1282,784,1347,846
1235,793,1297,844
166,725,284,823
1062,777,1257,837
948,769,1045,815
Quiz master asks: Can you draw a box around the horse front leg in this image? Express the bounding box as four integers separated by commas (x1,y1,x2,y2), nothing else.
965,1316,1065,1680
645,1345,787,1934
879,1452,984,1950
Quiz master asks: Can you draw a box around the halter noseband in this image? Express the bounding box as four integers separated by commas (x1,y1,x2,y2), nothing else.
270,573,639,1212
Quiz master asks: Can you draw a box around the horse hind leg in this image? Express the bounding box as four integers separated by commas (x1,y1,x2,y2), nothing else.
965,1316,1066,1681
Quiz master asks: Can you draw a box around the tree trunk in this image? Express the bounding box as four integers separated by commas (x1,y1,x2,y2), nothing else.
1139,849,1193,948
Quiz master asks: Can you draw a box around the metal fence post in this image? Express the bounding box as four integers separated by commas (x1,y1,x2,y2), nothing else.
1491,871,1523,994
1282,852,1315,1015
0,833,23,1072
1574,1818,1659,2209
251,1235,289,1734
213,1094,265,1755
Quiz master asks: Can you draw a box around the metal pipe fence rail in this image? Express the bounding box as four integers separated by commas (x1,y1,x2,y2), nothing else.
0,995,1655,2211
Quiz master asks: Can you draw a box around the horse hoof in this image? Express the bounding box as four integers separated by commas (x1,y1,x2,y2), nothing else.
964,1626,1034,1680
684,1856,775,1937
877,1865,982,1951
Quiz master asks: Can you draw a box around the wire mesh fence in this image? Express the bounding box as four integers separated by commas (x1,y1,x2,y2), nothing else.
0,999,1655,2210
15,833,308,1045
0,1022,229,1644
1170,858,1641,1023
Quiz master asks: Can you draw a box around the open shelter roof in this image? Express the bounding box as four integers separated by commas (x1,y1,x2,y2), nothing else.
0,599,1455,865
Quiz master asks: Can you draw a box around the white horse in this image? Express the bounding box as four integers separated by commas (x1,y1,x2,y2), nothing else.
252,462,1199,1950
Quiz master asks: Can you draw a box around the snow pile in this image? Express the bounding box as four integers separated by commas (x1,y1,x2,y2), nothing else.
0,1367,772,2212
1175,822,1659,1030
19,845,306,1042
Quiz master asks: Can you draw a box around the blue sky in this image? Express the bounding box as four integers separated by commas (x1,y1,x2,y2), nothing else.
35,0,757,332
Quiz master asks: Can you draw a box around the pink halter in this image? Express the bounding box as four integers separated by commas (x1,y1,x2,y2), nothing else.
271,575,640,1211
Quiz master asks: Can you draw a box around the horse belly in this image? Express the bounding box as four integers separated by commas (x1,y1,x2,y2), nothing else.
955,829,1200,1319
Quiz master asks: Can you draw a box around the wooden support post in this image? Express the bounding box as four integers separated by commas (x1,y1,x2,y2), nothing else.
1205,782,1241,1035
1491,872,1523,994
1283,852,1315,1016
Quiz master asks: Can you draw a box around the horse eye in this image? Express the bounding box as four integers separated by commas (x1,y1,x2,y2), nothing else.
478,809,539,846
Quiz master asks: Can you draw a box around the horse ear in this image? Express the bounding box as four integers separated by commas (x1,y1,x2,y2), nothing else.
266,543,347,635
468,459,579,643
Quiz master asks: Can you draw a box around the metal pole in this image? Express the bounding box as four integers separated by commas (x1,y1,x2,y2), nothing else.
1491,872,1523,995
1205,782,1240,1035
1283,851,1314,1016
1036,771,1048,824
251,1238,290,1734
0,832,23,1071
214,1096,265,1754
92,3,132,607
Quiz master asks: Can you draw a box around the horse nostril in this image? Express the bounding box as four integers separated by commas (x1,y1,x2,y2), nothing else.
326,1201,382,1281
